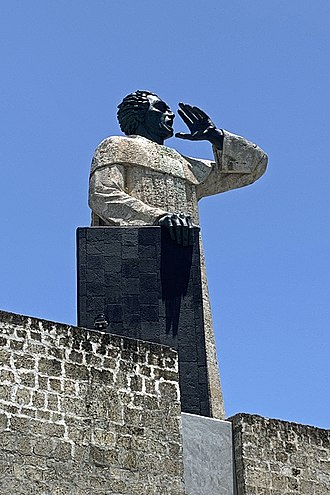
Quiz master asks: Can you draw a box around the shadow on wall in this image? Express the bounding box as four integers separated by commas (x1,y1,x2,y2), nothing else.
160,227,194,336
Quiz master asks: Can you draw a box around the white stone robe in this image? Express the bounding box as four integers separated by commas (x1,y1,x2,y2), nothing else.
88,131,268,418
89,131,267,227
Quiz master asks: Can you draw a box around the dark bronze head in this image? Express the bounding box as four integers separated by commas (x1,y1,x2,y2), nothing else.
117,90,175,145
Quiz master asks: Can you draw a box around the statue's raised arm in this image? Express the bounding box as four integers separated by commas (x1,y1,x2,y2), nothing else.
175,101,267,200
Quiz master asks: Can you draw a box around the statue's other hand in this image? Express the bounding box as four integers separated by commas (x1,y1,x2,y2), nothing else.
175,103,224,149
158,213,195,247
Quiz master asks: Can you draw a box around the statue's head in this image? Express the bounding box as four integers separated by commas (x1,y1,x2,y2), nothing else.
117,90,175,145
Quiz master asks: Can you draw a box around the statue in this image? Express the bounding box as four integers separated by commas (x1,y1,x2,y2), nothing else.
88,90,268,418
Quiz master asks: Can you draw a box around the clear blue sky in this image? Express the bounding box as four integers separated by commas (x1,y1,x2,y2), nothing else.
1,1,329,429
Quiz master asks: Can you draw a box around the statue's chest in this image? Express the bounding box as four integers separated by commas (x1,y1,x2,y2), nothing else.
126,164,199,220
136,147,194,181
122,141,201,185
126,162,194,196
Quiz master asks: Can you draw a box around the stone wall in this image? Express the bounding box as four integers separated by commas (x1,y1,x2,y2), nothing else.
0,310,185,495
230,413,330,495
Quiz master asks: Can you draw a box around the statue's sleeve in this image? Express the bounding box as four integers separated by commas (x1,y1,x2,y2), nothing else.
195,130,268,200
89,164,167,226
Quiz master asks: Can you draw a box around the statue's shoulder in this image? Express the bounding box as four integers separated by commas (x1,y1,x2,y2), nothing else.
91,135,210,185
93,134,141,157
91,135,152,173
97,133,162,155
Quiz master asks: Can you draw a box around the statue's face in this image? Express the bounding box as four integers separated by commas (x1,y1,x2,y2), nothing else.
144,95,175,141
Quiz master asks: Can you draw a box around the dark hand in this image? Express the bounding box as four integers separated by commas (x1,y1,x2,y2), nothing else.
175,103,224,149
158,213,196,247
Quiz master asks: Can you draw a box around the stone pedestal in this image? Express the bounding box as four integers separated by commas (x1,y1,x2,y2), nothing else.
77,226,212,416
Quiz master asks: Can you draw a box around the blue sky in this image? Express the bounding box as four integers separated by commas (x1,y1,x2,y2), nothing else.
1,1,329,428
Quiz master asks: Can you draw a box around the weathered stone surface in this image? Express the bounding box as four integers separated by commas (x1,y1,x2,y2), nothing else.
230,413,330,495
89,133,267,227
199,242,225,419
77,225,212,417
181,413,234,494
0,310,185,494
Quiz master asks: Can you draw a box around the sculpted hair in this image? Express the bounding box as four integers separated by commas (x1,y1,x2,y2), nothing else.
117,90,158,135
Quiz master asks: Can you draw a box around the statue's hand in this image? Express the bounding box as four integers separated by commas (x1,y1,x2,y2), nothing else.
158,213,195,247
175,103,224,149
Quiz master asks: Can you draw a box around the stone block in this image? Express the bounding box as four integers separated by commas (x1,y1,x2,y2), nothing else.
181,413,234,495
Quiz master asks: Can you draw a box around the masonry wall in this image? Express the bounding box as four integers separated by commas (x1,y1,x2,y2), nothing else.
0,310,185,495
230,413,330,495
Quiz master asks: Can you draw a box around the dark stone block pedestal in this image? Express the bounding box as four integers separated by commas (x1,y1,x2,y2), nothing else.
77,226,210,416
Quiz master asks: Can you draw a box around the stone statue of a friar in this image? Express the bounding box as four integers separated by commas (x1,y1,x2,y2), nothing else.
89,90,268,419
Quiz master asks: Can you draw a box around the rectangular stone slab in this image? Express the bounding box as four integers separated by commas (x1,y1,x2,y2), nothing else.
181,413,234,495
77,226,210,416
